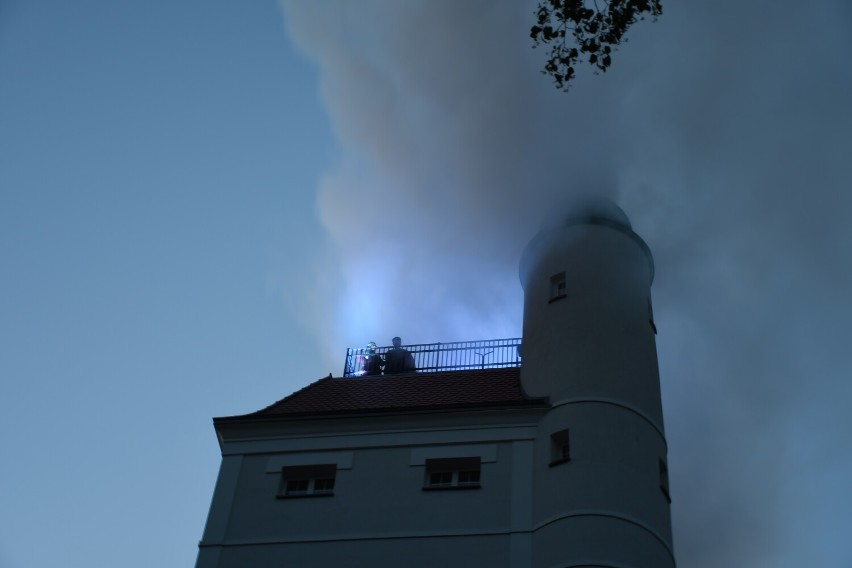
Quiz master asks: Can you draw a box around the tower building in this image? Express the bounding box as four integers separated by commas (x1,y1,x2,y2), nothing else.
519,199,673,566
196,201,674,567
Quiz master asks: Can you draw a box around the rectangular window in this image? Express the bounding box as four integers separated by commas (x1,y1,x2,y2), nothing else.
313,477,336,494
550,429,570,466
659,458,671,503
424,457,481,490
429,471,453,487
278,464,337,498
285,479,309,496
457,469,480,486
549,272,567,303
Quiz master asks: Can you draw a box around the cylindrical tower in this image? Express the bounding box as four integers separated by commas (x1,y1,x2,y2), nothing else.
520,198,674,568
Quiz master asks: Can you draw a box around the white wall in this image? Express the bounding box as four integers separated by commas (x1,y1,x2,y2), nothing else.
198,408,544,568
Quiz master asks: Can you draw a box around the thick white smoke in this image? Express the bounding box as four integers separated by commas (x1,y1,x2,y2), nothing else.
280,1,852,565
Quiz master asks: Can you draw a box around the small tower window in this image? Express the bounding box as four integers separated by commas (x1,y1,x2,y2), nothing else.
549,272,567,303
659,458,671,503
549,429,570,466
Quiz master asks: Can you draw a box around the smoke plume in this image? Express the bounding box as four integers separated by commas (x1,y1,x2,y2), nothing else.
281,1,852,565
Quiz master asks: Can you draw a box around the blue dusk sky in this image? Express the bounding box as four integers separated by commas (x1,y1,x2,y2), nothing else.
2,1,852,567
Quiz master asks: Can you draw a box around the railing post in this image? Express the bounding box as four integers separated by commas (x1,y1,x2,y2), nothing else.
343,348,351,377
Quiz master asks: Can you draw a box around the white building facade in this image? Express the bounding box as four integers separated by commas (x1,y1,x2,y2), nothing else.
197,202,675,567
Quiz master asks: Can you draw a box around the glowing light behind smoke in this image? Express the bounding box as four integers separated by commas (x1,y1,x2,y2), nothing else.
339,260,391,346
288,0,650,358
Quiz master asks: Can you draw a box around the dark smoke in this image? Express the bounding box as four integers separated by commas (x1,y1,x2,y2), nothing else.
281,1,852,565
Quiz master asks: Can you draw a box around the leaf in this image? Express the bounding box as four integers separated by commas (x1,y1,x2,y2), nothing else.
531,0,663,90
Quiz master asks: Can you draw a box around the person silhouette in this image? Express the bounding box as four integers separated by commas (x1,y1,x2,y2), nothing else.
384,336,416,374
362,342,383,376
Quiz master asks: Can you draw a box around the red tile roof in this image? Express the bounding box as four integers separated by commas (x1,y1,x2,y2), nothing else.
225,367,546,420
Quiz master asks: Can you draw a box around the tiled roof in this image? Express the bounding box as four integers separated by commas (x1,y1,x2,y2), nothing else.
227,367,546,420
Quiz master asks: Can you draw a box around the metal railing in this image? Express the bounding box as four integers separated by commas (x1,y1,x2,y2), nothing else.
343,338,522,377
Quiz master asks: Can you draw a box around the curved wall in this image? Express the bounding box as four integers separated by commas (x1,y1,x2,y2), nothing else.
519,212,674,567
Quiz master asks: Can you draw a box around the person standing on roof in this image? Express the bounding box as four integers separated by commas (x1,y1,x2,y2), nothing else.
362,342,384,376
384,336,416,374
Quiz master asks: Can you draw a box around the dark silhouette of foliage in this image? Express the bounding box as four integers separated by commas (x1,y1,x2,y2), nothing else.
531,0,663,90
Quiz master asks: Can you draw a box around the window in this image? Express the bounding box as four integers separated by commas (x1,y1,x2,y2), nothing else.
285,479,309,496
457,469,481,486
549,429,570,466
549,272,567,303
428,471,453,487
659,458,671,503
278,464,336,498
424,457,481,490
313,477,336,494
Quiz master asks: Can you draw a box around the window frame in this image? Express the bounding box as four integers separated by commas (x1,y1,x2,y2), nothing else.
277,464,337,499
423,457,482,491
549,429,571,467
549,271,567,303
